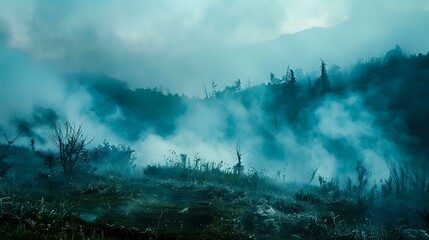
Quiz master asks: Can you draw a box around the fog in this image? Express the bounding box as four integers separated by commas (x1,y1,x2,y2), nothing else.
1,1,428,183
1,1,428,95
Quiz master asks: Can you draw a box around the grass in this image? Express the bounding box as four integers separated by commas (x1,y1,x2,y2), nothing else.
0,157,428,240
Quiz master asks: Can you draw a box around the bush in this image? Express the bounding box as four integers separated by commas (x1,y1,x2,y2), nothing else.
91,140,136,176
318,176,340,200
32,122,93,179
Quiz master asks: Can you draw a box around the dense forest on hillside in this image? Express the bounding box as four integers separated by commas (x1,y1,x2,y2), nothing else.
48,46,429,160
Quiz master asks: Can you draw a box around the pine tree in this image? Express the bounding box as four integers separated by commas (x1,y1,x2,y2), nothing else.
287,69,301,91
315,60,330,93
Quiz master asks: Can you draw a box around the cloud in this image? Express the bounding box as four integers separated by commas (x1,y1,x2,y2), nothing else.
0,1,425,185
1,1,428,96
313,95,398,180
0,0,348,49
0,44,128,148
0,43,413,184
0,45,65,125
0,1,348,95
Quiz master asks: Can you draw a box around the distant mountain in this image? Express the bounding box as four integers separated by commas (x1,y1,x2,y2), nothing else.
235,12,429,81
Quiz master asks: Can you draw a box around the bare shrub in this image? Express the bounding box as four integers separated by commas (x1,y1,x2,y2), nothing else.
32,122,92,178
0,129,20,177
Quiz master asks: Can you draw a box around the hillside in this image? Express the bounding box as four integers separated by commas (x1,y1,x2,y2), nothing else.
1,47,429,239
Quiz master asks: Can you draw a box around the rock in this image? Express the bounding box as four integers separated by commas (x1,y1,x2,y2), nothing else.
255,204,276,217
242,204,282,234
179,207,189,213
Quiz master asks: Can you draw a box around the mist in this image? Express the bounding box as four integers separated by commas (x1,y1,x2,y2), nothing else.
2,3,429,238
1,48,426,184
1,1,428,95
1,1,429,185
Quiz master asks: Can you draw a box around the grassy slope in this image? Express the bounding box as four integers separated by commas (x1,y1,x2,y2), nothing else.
1,164,428,240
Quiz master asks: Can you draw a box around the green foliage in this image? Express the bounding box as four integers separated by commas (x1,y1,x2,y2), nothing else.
341,160,372,209
220,79,242,96
91,140,136,176
382,161,429,200
270,72,282,85
294,191,321,204
314,59,330,93
1,148,429,239
318,176,340,200
355,160,370,200
286,69,302,92
143,151,271,191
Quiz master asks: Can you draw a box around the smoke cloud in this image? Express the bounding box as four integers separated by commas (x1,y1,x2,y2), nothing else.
0,1,428,184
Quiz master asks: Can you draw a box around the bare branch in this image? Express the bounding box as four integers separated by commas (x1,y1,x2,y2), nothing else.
44,122,93,176
0,130,21,177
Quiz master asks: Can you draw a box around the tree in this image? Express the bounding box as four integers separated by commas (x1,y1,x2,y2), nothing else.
223,79,242,94
270,73,276,83
270,73,282,85
232,144,244,175
33,122,93,177
315,59,330,93
31,138,56,177
50,122,93,176
211,80,219,97
355,160,370,198
286,69,302,92
384,45,405,63
0,129,21,177
234,79,241,92
203,82,209,99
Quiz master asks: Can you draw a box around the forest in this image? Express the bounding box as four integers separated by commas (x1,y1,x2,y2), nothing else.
1,46,429,239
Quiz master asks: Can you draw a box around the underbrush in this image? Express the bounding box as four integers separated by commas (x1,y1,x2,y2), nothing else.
1,141,429,239
1,164,429,239
143,151,279,194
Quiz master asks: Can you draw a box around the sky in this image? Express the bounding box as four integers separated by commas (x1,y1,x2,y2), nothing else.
1,0,428,95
